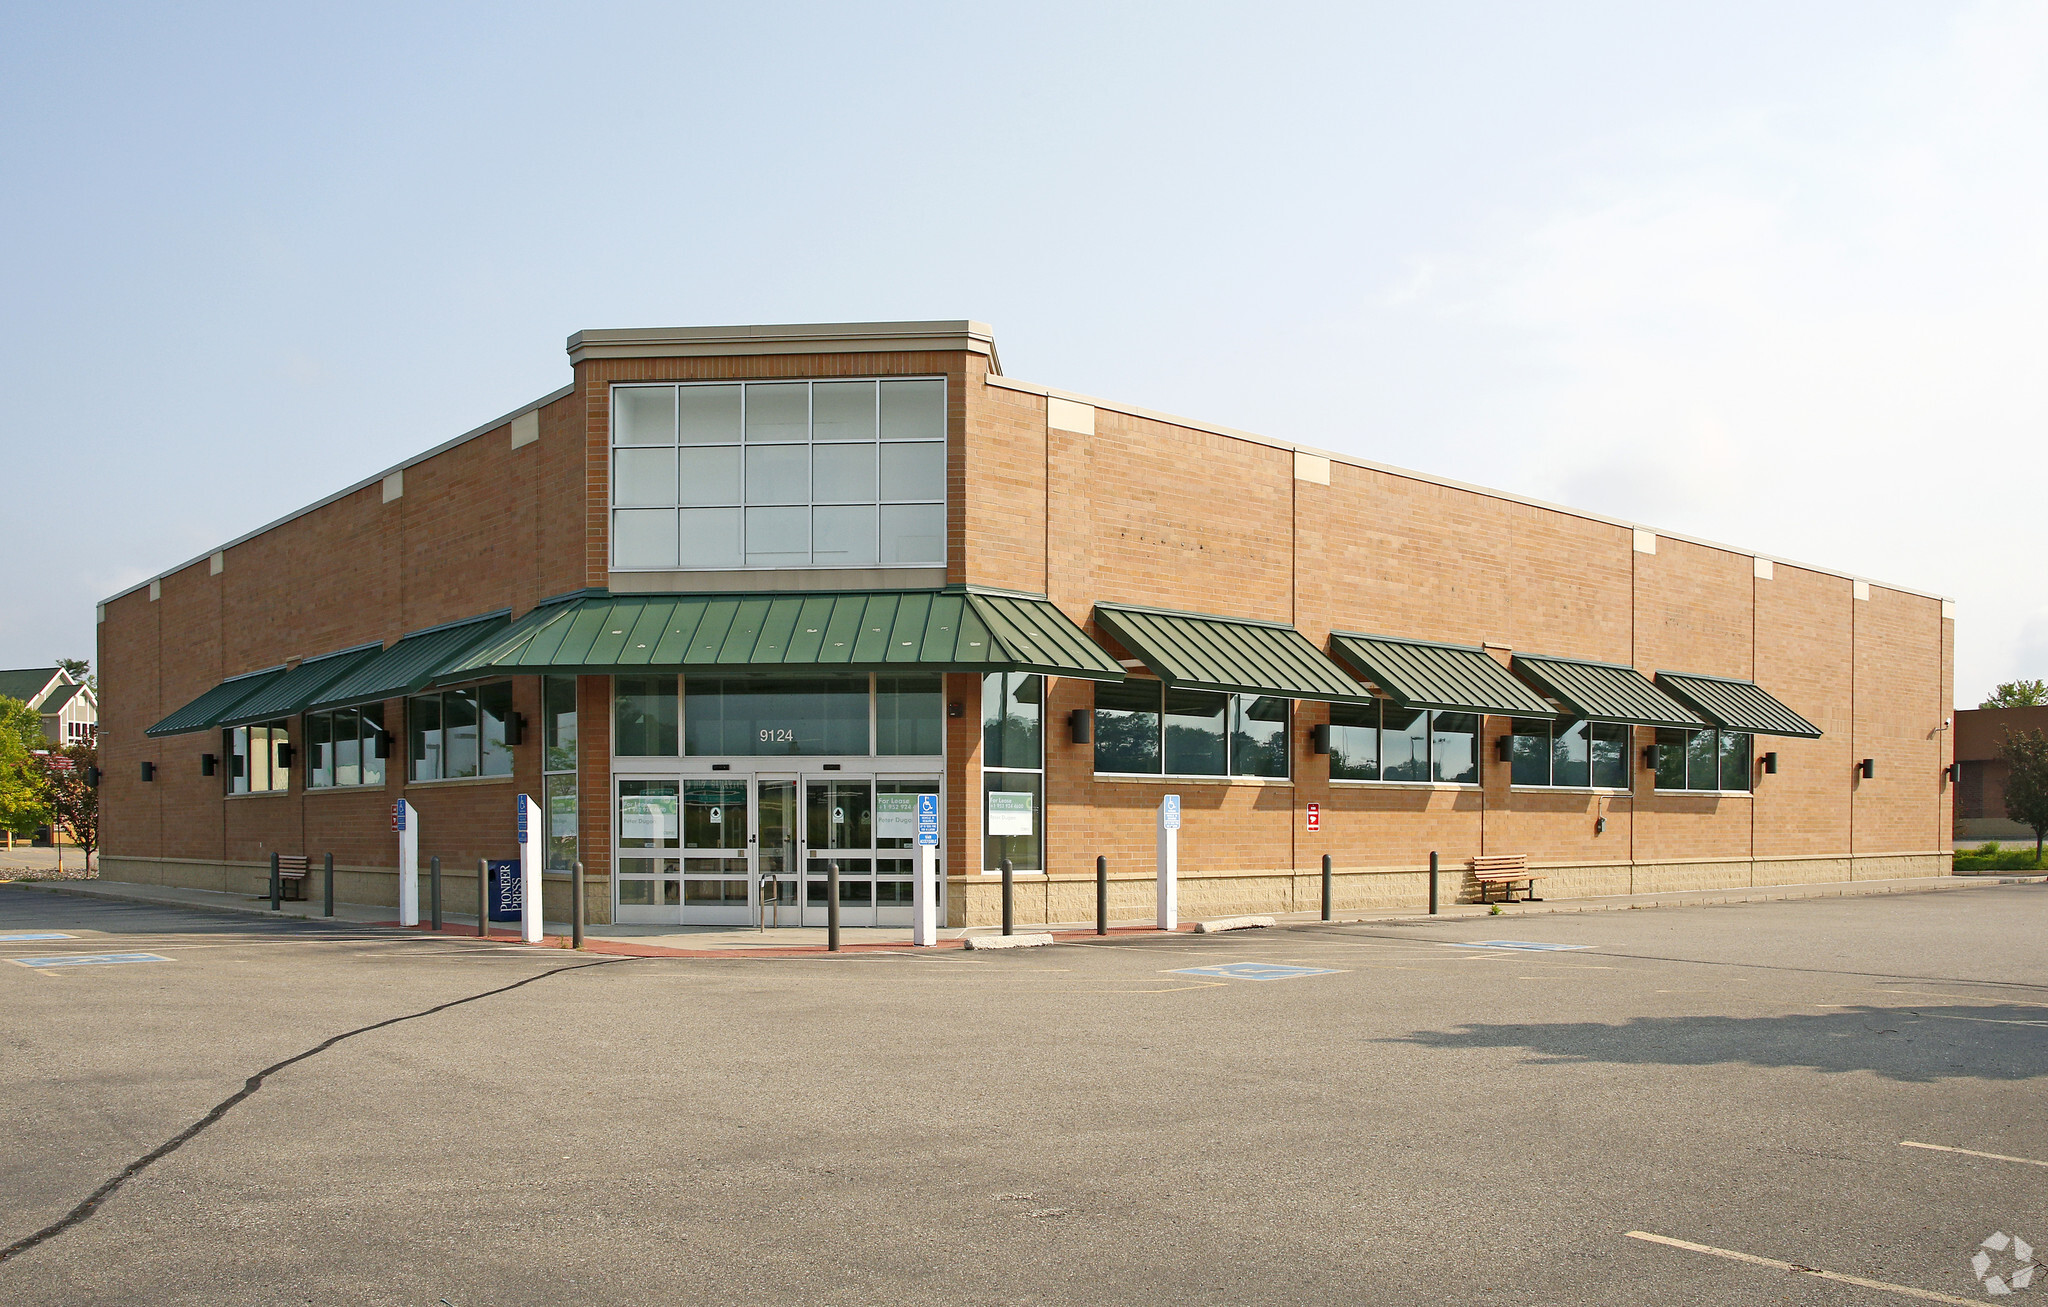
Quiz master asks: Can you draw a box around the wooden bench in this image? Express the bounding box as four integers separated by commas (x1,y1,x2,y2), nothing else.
1468,854,1544,904
274,854,310,902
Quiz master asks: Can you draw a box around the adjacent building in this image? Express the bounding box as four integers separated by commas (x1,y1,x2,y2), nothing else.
1953,706,2048,842
1,666,97,746
98,321,1956,926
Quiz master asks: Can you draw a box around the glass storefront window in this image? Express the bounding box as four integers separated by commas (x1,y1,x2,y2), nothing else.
545,773,577,872
1094,679,1163,774
1655,728,1689,790
1590,722,1629,789
480,682,514,778
1229,695,1289,778
1510,717,1551,786
616,675,680,756
443,687,479,779
1720,730,1753,792
1163,688,1226,776
875,674,943,755
1430,712,1478,784
1328,701,1380,780
1551,719,1591,788
982,673,1042,770
1381,706,1430,782
683,676,867,756
1653,727,1753,793
983,769,1042,872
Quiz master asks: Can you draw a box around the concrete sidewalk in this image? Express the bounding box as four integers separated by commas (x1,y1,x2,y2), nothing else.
8,868,2041,957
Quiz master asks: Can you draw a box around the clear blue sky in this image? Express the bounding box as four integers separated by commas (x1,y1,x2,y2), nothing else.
3,2,2039,704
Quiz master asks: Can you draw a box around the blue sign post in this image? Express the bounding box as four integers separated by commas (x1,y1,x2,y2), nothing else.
916,792,940,847
913,792,941,946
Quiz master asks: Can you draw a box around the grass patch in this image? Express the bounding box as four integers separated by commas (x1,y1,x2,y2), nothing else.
1953,842,2048,871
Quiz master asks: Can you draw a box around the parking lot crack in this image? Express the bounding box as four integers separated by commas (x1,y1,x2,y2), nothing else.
0,955,637,1267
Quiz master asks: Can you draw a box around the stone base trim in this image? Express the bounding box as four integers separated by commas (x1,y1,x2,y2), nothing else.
99,855,616,926
940,852,1952,928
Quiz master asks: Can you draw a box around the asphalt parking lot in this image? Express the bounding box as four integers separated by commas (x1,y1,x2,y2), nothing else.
2,881,2045,1306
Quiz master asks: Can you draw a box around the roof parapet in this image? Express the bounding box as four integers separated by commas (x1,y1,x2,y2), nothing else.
567,320,999,373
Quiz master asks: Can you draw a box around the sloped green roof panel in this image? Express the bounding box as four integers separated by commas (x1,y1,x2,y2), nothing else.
435,590,1124,680
1655,672,1823,738
304,613,510,711
145,667,287,737
1093,603,1370,702
1330,633,1560,717
1511,653,1707,728
215,643,384,727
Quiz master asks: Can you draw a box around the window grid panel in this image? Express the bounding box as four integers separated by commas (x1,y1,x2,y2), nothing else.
612,379,946,571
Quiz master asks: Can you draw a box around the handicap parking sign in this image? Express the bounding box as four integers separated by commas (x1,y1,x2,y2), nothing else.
916,793,939,846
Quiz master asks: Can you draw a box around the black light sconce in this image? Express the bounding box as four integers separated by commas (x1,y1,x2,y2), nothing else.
947,701,964,719
276,742,296,770
1070,708,1092,745
1945,761,1960,783
1760,752,1778,775
1495,736,1513,763
200,752,217,776
504,712,527,746
137,762,153,783
85,765,101,787
1642,744,1659,771
1859,758,1876,779
373,730,392,760
1310,724,1331,755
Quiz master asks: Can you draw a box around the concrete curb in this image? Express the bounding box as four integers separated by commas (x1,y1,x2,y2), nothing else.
1196,916,1275,933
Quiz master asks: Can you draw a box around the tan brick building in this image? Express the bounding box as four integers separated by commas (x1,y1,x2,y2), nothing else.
1953,706,2048,842
98,321,1956,927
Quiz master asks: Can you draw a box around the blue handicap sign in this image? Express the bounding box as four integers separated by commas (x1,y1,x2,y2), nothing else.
1162,794,1182,830
1171,962,1338,981
11,952,173,968
488,858,523,922
916,792,940,846
1442,940,1593,952
516,794,529,844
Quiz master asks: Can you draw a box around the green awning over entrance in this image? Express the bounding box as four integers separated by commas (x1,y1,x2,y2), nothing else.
435,589,1126,680
213,643,384,729
1092,604,1370,702
1329,632,1560,717
145,666,287,737
1655,672,1822,738
1510,653,1707,729
304,612,511,711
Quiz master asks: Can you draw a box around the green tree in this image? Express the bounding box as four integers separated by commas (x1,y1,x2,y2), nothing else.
0,696,51,838
1998,728,2048,864
33,736,98,869
1981,679,2048,708
55,657,94,695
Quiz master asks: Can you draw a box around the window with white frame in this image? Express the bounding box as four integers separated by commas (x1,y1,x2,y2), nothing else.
610,379,946,571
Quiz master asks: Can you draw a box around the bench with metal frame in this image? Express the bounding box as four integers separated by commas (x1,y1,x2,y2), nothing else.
1468,854,1543,904
274,853,310,902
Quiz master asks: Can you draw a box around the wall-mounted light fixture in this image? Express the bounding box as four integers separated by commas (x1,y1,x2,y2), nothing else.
200,753,217,776
504,712,526,746
1310,724,1330,755
84,765,101,787
1760,752,1778,775
373,730,392,760
1859,758,1876,779
947,701,964,719
1945,761,1960,783
276,743,296,770
1070,708,1092,745
1641,744,1659,771
1595,815,1608,834
1495,736,1512,763
138,761,154,782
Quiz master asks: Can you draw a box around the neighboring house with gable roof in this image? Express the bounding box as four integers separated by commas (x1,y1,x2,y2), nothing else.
0,667,98,746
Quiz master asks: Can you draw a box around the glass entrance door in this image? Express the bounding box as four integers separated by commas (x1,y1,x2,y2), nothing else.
616,778,681,923
804,777,874,927
681,779,750,924
756,777,798,927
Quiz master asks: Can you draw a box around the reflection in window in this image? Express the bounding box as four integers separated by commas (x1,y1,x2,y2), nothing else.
1510,717,1629,788
1327,701,1380,781
683,676,867,756
982,673,1043,770
306,704,386,789
1325,704,1483,785
615,675,680,757
1091,683,1290,779
409,685,515,781
1653,727,1753,792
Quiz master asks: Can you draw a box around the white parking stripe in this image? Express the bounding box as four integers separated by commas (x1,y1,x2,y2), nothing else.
1626,1231,1980,1304
1901,1141,2048,1169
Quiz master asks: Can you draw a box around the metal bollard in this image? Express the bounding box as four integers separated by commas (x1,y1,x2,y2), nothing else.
478,857,489,938
1429,850,1440,915
1322,853,1333,922
430,856,442,931
1096,855,1108,936
572,861,585,950
270,851,281,911
323,852,334,918
827,860,841,952
1001,857,1014,936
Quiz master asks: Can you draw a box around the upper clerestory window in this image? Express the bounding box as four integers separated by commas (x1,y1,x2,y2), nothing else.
609,379,946,571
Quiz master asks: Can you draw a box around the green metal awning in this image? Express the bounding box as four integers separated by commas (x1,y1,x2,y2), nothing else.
1510,654,1708,729
304,612,511,711
145,666,287,737
1329,632,1560,717
1655,672,1822,738
434,589,1126,680
213,643,384,728
1092,603,1370,702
